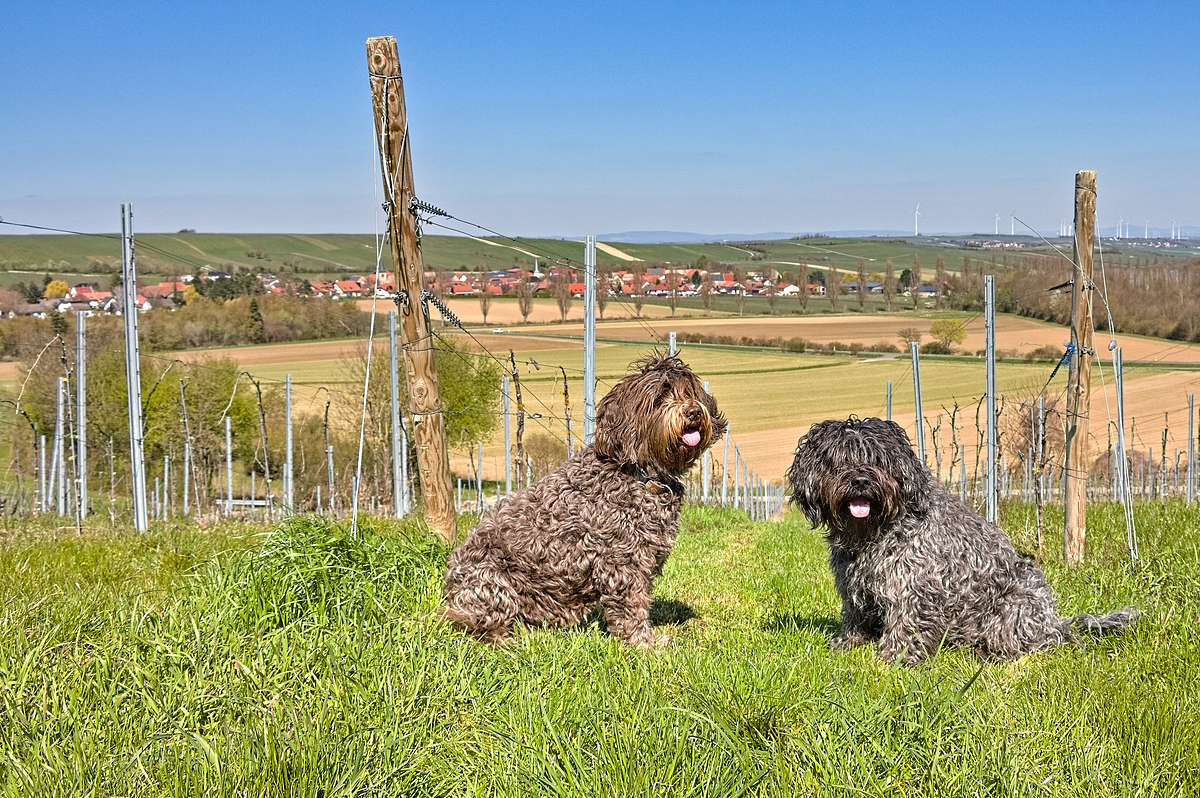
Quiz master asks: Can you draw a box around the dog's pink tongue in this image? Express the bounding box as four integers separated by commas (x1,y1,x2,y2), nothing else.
682,430,701,447
849,500,871,519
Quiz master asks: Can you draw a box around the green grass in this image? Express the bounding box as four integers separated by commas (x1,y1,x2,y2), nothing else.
1,502,1196,796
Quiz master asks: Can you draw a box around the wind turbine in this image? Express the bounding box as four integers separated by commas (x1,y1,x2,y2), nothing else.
1117,217,1124,240
914,204,921,237
1145,221,1149,239
995,214,999,235
1011,213,1015,236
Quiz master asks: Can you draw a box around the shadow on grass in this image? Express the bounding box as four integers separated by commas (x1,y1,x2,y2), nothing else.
760,613,840,637
582,597,699,633
650,598,698,626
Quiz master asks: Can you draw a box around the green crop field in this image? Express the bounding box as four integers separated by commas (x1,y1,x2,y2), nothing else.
1,500,1195,795
133,319,1195,483
7,232,1186,287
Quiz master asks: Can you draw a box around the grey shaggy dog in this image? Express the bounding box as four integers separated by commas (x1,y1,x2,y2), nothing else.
442,354,726,648
787,417,1138,664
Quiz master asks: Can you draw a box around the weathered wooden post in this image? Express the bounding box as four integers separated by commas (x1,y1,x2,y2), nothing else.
1064,170,1096,567
367,36,456,542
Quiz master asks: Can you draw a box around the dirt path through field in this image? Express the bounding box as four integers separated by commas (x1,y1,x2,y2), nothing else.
174,339,366,367
546,314,1200,364
594,242,638,261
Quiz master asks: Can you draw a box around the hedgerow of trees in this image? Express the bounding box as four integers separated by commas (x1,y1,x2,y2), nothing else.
7,317,501,515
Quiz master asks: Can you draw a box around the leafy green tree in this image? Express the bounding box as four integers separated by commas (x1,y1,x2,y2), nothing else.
247,299,265,344
929,318,967,350
16,281,43,304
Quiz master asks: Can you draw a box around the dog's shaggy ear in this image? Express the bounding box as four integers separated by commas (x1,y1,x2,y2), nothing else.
786,423,829,528
593,358,668,465
595,354,725,469
872,419,929,503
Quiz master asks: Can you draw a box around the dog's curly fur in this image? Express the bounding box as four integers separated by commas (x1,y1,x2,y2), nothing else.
442,354,726,648
787,417,1138,664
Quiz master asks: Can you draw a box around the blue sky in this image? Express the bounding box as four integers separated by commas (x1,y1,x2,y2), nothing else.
2,1,1197,237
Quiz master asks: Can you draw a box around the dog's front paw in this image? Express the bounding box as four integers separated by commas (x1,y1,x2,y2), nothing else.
631,631,671,650
830,632,870,650
877,637,926,666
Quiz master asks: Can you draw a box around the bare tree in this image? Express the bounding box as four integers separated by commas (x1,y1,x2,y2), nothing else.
935,255,948,308
884,259,896,311
911,254,923,309
700,271,715,317
551,270,573,323
765,279,779,315
798,260,810,314
525,432,567,480
430,268,447,326
633,278,647,318
898,327,923,348
596,271,610,319
856,258,867,311
733,266,747,316
827,263,841,310
477,267,492,325
666,271,681,317
516,269,534,323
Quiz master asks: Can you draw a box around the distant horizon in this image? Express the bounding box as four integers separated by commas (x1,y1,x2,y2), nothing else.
4,222,1197,246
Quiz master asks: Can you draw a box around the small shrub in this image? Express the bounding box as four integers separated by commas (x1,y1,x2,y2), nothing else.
526,432,568,480
781,337,807,353
1024,344,1063,362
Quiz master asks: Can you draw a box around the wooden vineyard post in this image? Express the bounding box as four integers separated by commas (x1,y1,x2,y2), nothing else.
367,36,456,543
1064,170,1096,567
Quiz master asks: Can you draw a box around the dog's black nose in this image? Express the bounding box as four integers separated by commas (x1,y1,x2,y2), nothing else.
850,475,872,491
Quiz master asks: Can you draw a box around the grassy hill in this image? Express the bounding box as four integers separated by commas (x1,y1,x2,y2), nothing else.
1,502,1193,794
6,231,1189,288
